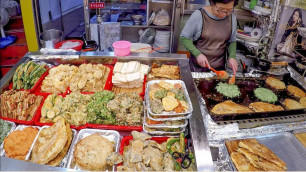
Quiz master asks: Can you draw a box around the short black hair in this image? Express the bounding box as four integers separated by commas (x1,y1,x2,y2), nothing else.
209,0,239,6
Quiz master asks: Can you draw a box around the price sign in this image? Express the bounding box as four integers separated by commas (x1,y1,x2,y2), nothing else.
89,2,105,9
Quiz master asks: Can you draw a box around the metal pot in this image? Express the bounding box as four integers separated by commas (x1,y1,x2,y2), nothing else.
39,29,63,49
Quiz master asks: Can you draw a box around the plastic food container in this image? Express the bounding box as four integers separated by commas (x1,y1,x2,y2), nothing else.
112,41,131,56
55,40,84,51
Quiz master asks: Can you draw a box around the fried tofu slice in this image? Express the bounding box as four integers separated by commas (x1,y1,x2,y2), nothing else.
239,139,287,170
249,102,284,112
266,77,286,90
230,152,261,171
211,100,253,115
237,148,285,171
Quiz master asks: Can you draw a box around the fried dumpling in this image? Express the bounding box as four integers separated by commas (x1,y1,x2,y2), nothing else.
249,102,284,112
287,85,306,99
266,77,286,90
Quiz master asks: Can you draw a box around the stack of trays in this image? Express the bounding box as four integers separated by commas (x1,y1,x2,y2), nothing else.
144,80,193,136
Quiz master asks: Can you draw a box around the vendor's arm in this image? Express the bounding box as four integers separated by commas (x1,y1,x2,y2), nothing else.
228,14,238,73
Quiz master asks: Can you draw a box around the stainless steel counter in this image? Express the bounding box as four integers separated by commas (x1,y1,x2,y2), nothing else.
0,51,214,171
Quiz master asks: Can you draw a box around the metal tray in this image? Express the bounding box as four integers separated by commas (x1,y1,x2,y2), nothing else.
224,132,306,171
1,125,41,159
0,120,16,155
143,124,185,136
147,110,192,121
144,111,188,128
66,129,120,171
292,128,306,148
194,73,306,121
25,126,77,168
145,80,193,116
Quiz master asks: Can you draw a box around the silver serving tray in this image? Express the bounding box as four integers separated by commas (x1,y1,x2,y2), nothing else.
145,80,193,116
25,126,77,168
144,111,188,128
1,125,41,158
0,120,16,155
224,132,306,171
143,124,185,136
147,110,192,121
292,129,306,148
66,129,120,171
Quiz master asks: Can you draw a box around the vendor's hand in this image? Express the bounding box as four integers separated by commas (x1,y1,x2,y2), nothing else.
229,58,238,74
197,54,211,69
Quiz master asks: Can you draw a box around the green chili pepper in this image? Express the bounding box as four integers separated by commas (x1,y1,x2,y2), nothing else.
166,138,180,155
180,133,185,154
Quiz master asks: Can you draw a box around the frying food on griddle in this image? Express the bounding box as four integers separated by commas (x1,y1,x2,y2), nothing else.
149,81,189,113
0,119,12,144
211,100,253,115
294,132,306,148
4,127,39,160
283,98,304,110
31,117,70,165
227,138,287,171
300,97,306,108
287,85,306,99
216,82,241,98
231,152,261,171
12,61,48,90
148,63,180,80
74,133,114,171
0,90,44,121
254,88,278,103
249,102,284,112
265,76,286,90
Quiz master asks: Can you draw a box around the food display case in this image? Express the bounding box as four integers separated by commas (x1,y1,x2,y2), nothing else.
0,52,214,171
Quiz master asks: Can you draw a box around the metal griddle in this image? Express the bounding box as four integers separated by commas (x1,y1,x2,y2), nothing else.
194,73,306,122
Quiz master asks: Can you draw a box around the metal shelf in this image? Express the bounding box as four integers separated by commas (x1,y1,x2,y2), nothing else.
120,24,171,29
150,0,173,3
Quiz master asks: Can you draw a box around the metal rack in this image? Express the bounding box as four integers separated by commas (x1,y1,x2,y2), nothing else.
0,52,214,171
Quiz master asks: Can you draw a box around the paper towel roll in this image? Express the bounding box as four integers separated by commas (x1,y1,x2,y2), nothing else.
251,28,262,39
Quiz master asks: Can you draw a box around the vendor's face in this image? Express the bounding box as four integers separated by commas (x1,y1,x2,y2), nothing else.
213,1,234,18
293,11,300,22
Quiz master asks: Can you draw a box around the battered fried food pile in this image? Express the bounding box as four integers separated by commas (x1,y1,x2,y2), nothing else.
227,138,287,171
31,116,72,166
74,133,115,171
41,64,110,94
265,76,286,91
148,63,180,81
149,81,189,113
0,90,43,121
4,127,39,160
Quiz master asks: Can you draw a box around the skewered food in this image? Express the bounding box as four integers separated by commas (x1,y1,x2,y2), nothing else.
4,127,39,160
249,102,284,112
149,81,189,113
230,152,261,171
294,132,306,148
0,119,12,144
283,98,304,110
0,90,43,121
211,100,253,115
31,117,71,166
254,88,278,103
148,63,180,80
13,61,47,90
300,97,306,108
265,76,286,90
74,133,115,171
216,82,241,98
287,85,306,99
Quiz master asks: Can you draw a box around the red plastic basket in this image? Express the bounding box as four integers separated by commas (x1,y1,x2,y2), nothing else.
9,68,49,93
88,123,143,131
0,92,45,125
119,136,169,154
33,93,88,130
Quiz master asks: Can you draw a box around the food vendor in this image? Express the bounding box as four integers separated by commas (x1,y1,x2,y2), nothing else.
180,0,238,73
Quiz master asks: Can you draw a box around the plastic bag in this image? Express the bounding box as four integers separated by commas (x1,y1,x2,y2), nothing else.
153,9,170,26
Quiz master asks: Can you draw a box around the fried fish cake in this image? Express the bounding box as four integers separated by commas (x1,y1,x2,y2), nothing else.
265,77,286,90
74,133,114,171
47,122,72,166
284,98,304,110
31,116,68,164
287,85,306,99
4,127,39,160
162,95,179,111
211,101,253,115
249,102,284,112
300,97,306,108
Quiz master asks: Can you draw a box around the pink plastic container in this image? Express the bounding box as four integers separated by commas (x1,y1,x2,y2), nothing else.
113,41,131,56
